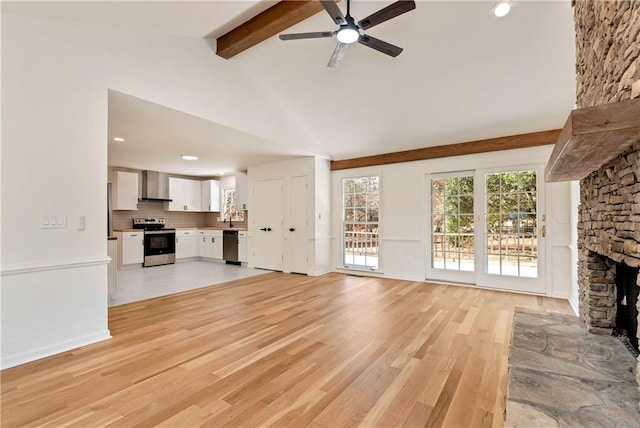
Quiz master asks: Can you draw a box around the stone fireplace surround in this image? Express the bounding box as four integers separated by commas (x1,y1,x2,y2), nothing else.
572,0,640,402
577,143,640,393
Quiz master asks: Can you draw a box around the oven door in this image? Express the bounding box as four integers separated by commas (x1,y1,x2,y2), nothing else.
143,230,176,267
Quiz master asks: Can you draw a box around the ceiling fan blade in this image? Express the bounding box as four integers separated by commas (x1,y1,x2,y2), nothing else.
328,42,348,67
358,0,416,30
358,34,403,57
320,0,346,25
279,31,334,41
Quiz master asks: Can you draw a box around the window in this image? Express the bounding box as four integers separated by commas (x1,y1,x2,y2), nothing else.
431,174,475,272
223,189,245,222
342,176,379,270
484,170,538,278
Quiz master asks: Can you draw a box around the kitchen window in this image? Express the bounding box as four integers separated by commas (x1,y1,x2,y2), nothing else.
223,189,245,222
342,176,379,271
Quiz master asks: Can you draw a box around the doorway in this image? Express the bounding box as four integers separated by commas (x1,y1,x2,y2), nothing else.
426,165,546,294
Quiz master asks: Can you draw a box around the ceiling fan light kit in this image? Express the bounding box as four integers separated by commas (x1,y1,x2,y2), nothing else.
279,0,416,67
493,0,512,17
336,27,359,44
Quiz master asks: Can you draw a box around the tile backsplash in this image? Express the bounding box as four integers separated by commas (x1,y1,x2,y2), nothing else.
112,200,248,230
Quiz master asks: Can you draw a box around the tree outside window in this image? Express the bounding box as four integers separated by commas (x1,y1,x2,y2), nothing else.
223,189,245,222
343,176,379,270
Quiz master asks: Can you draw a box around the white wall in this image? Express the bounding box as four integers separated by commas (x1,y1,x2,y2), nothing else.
331,146,576,299
569,181,580,314
0,13,319,367
312,157,332,276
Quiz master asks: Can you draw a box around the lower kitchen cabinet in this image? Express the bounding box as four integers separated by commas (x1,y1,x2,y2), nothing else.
175,230,199,259
116,231,144,268
199,230,223,260
238,231,247,263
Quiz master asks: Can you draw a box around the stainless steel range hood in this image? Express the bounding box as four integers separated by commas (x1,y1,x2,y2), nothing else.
140,170,172,202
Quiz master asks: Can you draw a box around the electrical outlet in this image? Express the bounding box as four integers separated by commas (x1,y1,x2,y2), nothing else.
78,215,86,231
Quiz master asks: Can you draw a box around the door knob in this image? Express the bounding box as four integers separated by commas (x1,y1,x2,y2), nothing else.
267,228,272,232
260,227,267,231
289,228,295,232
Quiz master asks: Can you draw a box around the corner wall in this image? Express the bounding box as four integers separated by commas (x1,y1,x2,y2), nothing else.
0,13,311,367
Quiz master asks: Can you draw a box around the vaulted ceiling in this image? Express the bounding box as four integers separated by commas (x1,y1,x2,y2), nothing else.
3,1,576,176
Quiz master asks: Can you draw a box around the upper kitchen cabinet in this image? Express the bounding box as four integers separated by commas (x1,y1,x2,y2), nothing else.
166,177,202,211
111,170,138,210
235,173,248,211
201,179,221,212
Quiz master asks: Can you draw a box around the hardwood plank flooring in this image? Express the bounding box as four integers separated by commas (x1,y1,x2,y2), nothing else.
1,272,572,427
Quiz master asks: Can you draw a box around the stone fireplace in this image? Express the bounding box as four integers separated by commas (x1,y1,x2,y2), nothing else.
577,144,640,336
573,0,640,403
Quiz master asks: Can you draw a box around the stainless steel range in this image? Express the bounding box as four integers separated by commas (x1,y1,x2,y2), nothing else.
133,218,176,267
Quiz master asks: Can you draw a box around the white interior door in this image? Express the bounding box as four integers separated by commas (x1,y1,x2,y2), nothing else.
288,176,308,274
253,179,284,271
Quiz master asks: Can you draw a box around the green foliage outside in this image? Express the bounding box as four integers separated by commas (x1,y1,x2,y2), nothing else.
432,171,537,248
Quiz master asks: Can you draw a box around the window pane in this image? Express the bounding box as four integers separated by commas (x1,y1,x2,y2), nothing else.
459,195,474,214
430,174,474,273
367,208,379,222
501,172,518,193
344,193,355,208
344,208,354,222
486,174,500,193
445,177,459,196
518,192,537,213
519,171,537,192
484,169,538,279
459,176,474,195
343,176,379,271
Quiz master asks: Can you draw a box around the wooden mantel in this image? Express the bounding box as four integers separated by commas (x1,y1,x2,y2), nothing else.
545,97,640,182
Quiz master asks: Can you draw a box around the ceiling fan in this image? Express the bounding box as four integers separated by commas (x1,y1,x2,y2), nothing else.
279,0,416,67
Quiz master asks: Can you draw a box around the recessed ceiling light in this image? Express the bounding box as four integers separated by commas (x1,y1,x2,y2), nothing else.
181,155,199,161
218,171,225,175
493,0,511,17
113,137,125,142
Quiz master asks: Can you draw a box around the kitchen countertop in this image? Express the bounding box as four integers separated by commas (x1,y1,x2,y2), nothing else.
114,227,248,232
108,236,118,240
176,227,248,231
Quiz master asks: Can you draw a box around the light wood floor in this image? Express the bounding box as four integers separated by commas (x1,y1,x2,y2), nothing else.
1,272,572,427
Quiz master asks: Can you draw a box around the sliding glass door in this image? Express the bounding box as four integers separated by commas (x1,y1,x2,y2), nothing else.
426,165,545,293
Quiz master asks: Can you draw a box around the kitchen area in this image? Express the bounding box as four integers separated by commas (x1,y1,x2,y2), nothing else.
107,168,265,306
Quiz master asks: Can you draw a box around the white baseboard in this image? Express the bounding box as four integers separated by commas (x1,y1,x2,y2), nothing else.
308,268,332,277
569,296,579,316
1,330,112,370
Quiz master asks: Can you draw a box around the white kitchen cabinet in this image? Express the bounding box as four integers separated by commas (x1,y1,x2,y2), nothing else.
111,171,139,210
199,230,223,260
166,177,202,211
201,180,221,212
175,230,198,259
235,173,248,211
238,231,247,263
116,231,144,268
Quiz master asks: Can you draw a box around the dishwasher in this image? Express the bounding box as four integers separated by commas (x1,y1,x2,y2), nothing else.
223,230,240,265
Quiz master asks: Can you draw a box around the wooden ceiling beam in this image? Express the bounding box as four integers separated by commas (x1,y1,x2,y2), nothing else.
216,0,330,59
330,129,561,171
